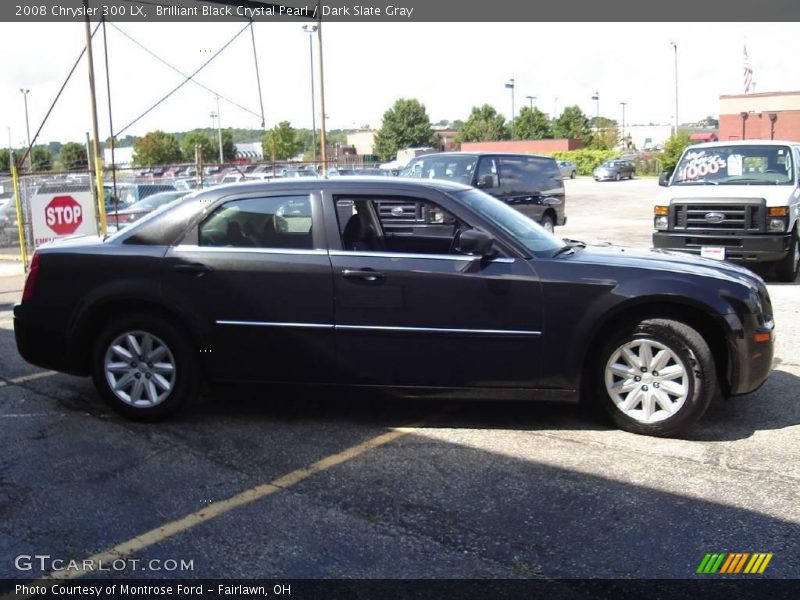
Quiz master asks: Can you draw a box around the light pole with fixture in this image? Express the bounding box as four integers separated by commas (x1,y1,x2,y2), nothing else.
525,95,536,110
591,92,600,130
303,24,318,166
214,95,223,163
505,78,515,139
19,88,31,171
620,102,628,149
670,42,679,133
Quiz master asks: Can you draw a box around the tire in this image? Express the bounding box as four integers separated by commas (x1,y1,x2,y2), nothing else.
615,173,621,181
570,171,576,179
540,214,555,234
629,172,635,180
775,230,799,282
92,313,199,421
595,318,717,437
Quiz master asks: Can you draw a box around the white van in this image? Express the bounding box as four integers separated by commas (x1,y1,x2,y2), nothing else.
653,140,800,281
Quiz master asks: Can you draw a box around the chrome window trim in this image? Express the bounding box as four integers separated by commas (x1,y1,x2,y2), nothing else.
329,250,514,263
174,245,328,256
216,320,540,337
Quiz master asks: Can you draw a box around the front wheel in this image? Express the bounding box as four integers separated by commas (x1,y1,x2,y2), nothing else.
596,319,717,437
615,173,621,181
92,314,199,420
570,171,576,179
775,231,799,282
540,214,555,233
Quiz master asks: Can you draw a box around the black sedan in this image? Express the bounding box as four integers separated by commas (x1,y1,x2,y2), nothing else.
14,178,774,437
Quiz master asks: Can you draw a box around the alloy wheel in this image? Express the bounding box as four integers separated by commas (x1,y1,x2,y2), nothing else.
103,330,177,408
604,338,689,424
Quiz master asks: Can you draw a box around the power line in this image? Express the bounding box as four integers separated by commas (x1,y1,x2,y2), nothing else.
109,22,263,122
116,21,251,137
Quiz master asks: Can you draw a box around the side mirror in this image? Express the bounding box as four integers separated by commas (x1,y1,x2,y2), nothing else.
455,229,496,257
658,170,673,187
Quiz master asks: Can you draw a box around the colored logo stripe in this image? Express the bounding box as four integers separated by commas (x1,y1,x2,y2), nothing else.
697,552,773,574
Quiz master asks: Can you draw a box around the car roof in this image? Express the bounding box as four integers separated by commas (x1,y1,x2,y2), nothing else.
411,151,554,160
194,176,474,198
689,139,800,149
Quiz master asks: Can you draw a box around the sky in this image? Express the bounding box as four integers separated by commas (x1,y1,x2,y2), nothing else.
0,21,797,147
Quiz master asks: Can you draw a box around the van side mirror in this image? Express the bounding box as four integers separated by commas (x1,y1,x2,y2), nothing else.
658,170,673,187
455,229,497,257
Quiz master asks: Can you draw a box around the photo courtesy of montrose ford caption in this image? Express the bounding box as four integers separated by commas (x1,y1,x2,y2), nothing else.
14,178,775,437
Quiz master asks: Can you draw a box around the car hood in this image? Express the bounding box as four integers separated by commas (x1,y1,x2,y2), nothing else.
566,243,765,288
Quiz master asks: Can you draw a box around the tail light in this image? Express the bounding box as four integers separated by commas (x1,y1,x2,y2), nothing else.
22,252,40,303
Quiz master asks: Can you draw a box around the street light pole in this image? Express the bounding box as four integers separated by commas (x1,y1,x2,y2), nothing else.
215,95,223,164
315,2,328,174
19,89,31,171
505,78,515,139
303,25,318,166
591,92,600,130
620,102,627,149
671,42,679,134
525,95,536,110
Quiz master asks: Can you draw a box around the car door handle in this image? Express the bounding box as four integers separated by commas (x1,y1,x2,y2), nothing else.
342,269,385,282
174,263,212,275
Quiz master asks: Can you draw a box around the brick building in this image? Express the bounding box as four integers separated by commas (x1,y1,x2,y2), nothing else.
459,139,583,153
719,91,800,141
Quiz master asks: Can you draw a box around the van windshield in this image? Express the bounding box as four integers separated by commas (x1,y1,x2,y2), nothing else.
401,155,477,185
672,145,794,185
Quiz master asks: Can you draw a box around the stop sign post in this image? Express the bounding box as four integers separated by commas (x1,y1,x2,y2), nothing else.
45,195,83,235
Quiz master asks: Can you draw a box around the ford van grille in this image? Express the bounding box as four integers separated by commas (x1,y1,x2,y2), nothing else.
671,200,765,233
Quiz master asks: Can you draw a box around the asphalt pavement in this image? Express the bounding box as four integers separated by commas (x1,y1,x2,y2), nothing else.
0,178,797,583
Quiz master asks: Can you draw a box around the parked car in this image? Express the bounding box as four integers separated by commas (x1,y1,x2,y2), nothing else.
106,190,190,231
558,160,577,179
107,182,178,208
14,178,774,437
653,140,800,282
0,201,19,247
402,152,566,232
593,160,635,181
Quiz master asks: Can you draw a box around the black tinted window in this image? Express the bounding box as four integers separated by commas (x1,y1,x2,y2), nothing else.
499,156,558,191
198,196,313,249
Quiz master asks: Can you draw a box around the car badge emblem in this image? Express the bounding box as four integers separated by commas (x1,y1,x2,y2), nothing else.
705,212,725,223
390,207,404,217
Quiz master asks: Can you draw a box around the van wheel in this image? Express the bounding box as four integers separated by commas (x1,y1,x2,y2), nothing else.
92,314,198,420
540,215,555,233
570,171,576,179
775,231,799,282
615,173,621,181
596,318,716,437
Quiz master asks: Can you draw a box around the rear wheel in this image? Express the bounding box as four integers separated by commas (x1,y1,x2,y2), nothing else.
596,319,716,437
775,230,799,282
570,171,576,179
615,173,621,181
92,314,198,420
540,214,555,233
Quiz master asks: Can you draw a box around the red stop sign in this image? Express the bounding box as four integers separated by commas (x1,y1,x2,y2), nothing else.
45,195,84,235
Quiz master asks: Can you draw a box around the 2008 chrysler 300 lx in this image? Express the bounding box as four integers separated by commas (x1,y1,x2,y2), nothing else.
14,178,775,437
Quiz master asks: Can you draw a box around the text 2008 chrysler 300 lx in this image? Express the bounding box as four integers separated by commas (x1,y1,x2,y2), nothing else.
14,178,774,437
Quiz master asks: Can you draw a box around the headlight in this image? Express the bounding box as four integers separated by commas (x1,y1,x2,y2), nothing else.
654,215,669,230
768,218,786,232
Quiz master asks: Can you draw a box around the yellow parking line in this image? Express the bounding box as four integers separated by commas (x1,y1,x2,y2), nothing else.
0,371,58,387
45,413,442,581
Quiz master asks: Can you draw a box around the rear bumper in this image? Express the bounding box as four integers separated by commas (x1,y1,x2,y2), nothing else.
653,232,791,263
14,306,84,375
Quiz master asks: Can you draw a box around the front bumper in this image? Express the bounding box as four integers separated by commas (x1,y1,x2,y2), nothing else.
724,313,775,396
653,232,791,263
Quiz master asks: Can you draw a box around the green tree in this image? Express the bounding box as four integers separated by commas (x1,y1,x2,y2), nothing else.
30,146,54,172
662,130,692,171
513,107,553,140
58,142,89,170
456,105,509,144
182,131,215,163
373,98,435,162
553,105,593,144
0,149,15,171
262,121,302,161
587,117,619,150
221,130,237,162
133,131,182,166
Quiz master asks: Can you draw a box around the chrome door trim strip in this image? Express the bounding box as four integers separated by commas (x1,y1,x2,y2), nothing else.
216,321,334,330
329,250,514,263
215,320,540,337
174,245,328,256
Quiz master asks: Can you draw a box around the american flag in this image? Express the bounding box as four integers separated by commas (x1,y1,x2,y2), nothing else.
744,45,753,93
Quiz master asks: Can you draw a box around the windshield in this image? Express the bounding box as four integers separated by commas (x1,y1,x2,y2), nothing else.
455,188,564,257
402,155,478,185
673,144,794,185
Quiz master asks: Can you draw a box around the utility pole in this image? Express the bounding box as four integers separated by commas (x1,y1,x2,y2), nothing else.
316,1,328,174
83,0,107,235
215,95,223,164
303,25,318,166
19,89,31,171
620,102,628,149
505,78,515,139
671,42,679,134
